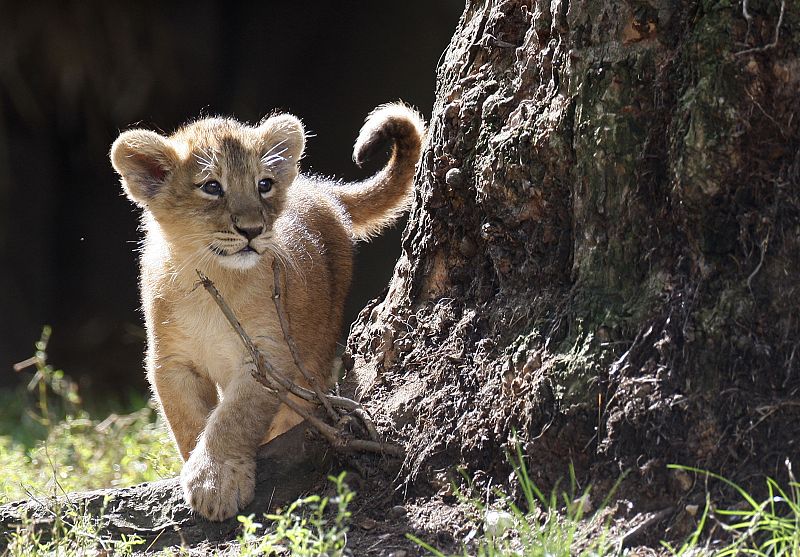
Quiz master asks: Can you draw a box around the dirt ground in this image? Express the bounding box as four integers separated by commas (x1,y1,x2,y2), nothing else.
319,451,694,556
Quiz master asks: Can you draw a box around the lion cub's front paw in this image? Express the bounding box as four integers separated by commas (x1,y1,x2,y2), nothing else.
180,445,256,521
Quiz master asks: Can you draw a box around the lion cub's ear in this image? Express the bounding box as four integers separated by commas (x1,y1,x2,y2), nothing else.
111,130,179,207
257,114,306,166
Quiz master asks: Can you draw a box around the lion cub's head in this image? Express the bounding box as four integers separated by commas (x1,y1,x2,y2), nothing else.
111,115,305,271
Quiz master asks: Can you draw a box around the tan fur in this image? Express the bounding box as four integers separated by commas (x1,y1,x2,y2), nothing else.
110,103,424,521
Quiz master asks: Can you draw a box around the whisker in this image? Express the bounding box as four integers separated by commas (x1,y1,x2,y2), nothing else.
261,140,288,169
193,147,220,179
268,241,306,286
262,139,287,159
172,240,216,282
261,151,287,167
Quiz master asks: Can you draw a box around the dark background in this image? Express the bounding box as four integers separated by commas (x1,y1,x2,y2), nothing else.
0,1,463,393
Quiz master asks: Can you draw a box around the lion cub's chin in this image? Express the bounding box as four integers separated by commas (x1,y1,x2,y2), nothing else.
215,250,263,271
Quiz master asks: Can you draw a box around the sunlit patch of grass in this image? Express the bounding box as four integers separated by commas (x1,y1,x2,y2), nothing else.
0,407,181,504
225,472,354,557
409,441,616,557
0,326,181,504
4,496,145,556
665,463,800,556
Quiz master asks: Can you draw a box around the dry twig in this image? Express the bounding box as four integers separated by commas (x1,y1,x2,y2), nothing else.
271,260,339,422
195,269,403,457
737,0,785,55
270,260,382,442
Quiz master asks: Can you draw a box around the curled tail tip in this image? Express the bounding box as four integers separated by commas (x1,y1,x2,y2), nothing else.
352,102,426,166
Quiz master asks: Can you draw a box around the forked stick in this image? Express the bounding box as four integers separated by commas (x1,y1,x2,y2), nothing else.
270,260,380,442
195,270,403,457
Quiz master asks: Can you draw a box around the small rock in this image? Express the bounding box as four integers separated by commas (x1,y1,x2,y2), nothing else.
459,236,477,258
635,383,654,397
444,100,461,117
685,504,699,516
522,353,542,375
572,493,593,514
388,551,408,557
388,505,407,519
357,517,378,530
445,167,464,188
484,509,514,538
463,527,478,544
672,469,693,492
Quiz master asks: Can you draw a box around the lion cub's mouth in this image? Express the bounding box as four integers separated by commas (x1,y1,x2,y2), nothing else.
208,243,264,271
209,245,261,256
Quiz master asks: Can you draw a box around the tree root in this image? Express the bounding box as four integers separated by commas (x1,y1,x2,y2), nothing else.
0,421,332,551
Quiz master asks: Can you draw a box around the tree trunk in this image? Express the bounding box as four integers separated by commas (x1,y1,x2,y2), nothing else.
346,0,800,512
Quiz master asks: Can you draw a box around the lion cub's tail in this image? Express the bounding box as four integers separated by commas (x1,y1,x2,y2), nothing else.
330,103,425,241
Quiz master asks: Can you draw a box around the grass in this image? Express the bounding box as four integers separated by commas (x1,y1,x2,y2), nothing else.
4,472,354,557
4,498,147,556
664,464,800,556
0,327,355,556
229,472,353,557
0,327,181,505
409,445,800,556
409,441,616,557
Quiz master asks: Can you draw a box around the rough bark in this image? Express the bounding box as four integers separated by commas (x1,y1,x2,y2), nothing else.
345,0,800,519
0,422,331,551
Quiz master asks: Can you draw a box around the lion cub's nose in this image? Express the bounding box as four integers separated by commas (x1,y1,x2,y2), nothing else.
234,225,264,240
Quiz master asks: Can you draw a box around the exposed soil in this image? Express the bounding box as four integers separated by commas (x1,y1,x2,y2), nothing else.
315,454,678,556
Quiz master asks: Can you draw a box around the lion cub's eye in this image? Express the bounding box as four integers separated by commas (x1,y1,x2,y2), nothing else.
199,180,224,197
258,178,274,196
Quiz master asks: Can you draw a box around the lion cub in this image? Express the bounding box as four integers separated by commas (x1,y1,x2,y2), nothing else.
111,104,424,521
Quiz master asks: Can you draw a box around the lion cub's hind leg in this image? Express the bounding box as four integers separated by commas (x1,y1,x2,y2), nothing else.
262,400,310,444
